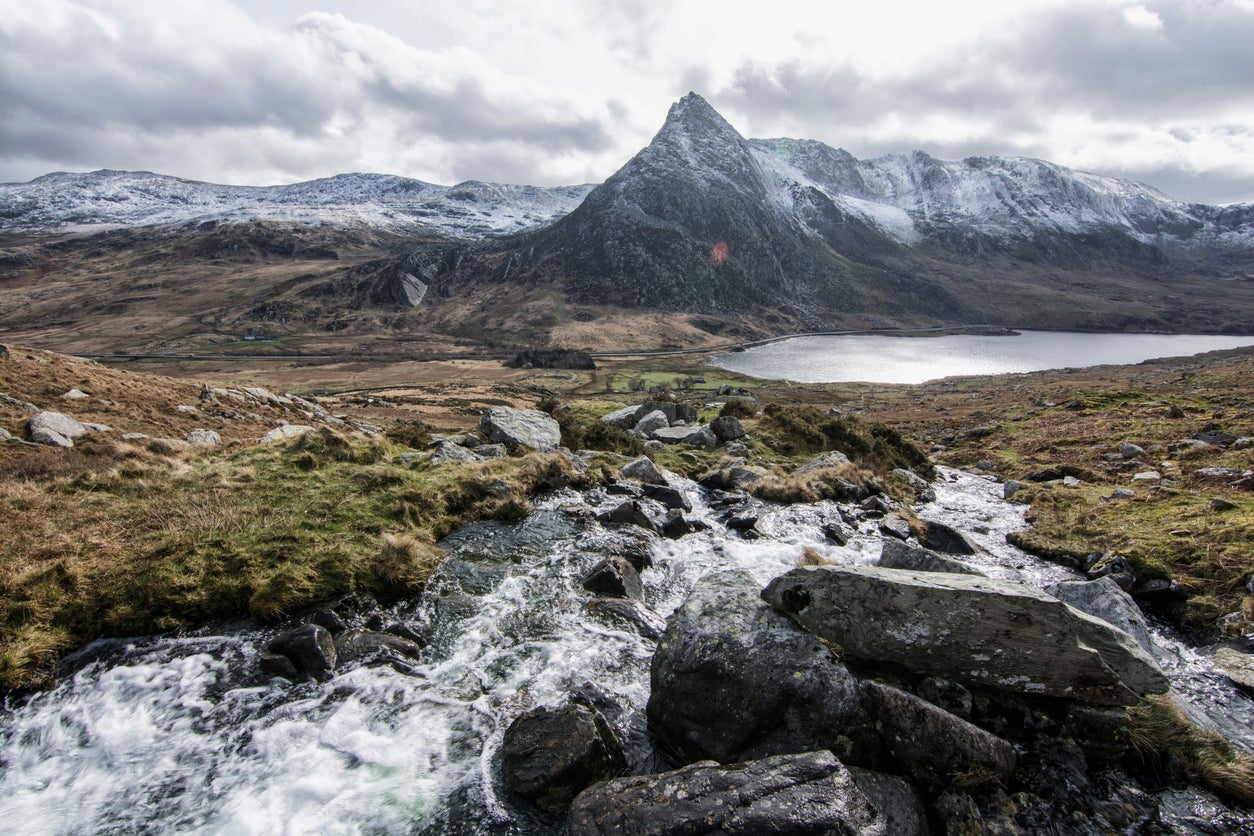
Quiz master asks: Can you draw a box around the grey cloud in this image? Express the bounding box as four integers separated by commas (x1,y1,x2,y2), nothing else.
709,1,1254,205
0,4,618,185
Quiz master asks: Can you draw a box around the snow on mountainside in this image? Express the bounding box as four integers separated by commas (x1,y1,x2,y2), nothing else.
0,170,593,239
750,137,1254,249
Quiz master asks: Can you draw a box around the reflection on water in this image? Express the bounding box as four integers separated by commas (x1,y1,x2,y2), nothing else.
709,330,1254,384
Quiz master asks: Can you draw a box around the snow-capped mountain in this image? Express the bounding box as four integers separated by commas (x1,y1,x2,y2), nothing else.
402,92,1254,331
0,170,593,239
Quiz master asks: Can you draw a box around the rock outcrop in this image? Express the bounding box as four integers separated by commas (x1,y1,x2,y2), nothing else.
478,407,560,452
648,570,870,764
566,750,885,836
761,565,1168,705
501,703,626,816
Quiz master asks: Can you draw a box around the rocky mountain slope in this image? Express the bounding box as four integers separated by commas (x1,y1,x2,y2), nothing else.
4,93,1254,351
405,94,1254,334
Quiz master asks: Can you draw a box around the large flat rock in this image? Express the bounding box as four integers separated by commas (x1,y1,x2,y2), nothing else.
761,565,1168,705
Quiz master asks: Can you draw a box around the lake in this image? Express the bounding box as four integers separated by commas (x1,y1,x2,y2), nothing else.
708,330,1254,384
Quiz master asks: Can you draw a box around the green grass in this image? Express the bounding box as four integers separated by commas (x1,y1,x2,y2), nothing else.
0,429,587,690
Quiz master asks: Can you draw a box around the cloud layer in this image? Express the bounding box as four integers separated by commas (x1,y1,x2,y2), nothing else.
1,0,1252,204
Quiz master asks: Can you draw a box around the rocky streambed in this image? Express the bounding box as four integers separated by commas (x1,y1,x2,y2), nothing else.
0,462,1251,834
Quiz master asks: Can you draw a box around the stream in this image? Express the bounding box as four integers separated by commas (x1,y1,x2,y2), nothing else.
1,468,1251,834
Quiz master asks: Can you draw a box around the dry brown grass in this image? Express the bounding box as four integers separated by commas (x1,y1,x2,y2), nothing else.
1127,694,1254,807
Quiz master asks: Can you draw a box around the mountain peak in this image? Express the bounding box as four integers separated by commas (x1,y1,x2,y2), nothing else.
656,92,743,143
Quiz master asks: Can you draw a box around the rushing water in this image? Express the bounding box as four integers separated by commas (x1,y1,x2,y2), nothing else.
708,330,1254,384
1,469,1251,834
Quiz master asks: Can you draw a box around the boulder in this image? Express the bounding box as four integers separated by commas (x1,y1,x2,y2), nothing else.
501,703,626,816
619,455,667,485
428,440,484,464
478,407,561,452
648,570,871,764
264,623,337,680
184,429,221,446
260,424,312,443
600,404,642,429
28,411,87,447
581,556,644,601
638,399,697,426
632,410,670,437
596,499,663,533
566,751,885,836
709,415,746,442
920,521,977,555
659,509,702,539
1120,442,1146,459
641,483,691,511
877,539,984,576
796,451,852,474
62,388,89,400
1046,576,1155,654
878,515,912,541
761,565,1169,705
651,425,717,446
698,465,767,491
860,681,1016,795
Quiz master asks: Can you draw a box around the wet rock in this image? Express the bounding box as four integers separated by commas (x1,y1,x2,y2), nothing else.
596,499,662,533
581,556,644,600
566,751,885,836
846,767,928,836
659,509,703,539
632,410,670,437
1046,576,1155,654
861,681,1016,796
501,703,626,816
619,455,666,485
258,653,300,680
1210,647,1254,692
921,520,977,555
651,425,717,446
878,539,984,576
265,623,337,680
709,415,746,442
28,411,87,447
333,628,424,666
761,565,1169,705
823,521,853,545
478,406,561,452
641,483,691,511
1062,704,1132,765
428,440,485,464
584,598,667,640
878,514,912,541
1002,479,1021,500
260,424,312,443
648,570,870,764
184,429,220,446
796,451,852,474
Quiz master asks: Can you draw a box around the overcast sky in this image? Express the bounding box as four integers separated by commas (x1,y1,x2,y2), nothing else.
2,0,1252,204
